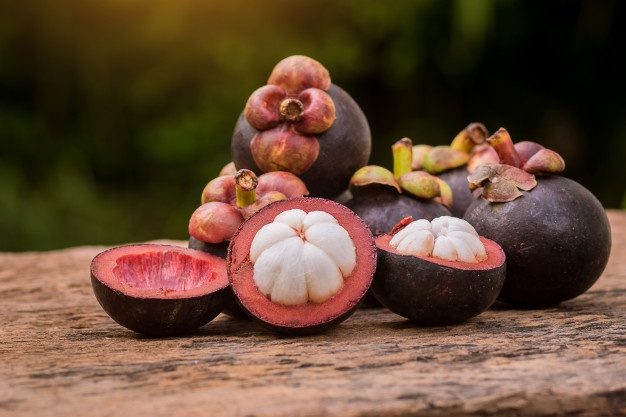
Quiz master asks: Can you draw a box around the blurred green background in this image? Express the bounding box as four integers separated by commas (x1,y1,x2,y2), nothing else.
2,0,625,252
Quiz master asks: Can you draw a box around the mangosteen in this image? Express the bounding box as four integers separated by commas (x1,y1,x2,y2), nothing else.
188,168,308,317
372,216,506,325
227,197,377,335
344,137,451,237
231,55,371,200
90,244,229,337
413,122,491,217
463,128,612,307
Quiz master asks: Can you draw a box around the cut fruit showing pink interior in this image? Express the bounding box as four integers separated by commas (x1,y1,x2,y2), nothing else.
90,244,229,336
227,197,376,335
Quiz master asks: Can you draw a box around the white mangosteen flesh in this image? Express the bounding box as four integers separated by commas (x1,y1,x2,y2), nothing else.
249,209,357,306
389,216,487,263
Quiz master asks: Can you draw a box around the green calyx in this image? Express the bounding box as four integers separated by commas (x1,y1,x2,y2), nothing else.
422,146,470,174
350,137,442,201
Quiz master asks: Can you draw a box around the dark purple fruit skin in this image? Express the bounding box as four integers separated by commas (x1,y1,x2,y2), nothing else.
188,236,229,258
438,167,475,218
187,236,248,319
344,187,452,236
463,175,612,307
231,84,371,200
371,249,506,325
91,276,228,337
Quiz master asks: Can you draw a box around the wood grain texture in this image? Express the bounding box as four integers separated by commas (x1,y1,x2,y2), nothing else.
1,212,625,417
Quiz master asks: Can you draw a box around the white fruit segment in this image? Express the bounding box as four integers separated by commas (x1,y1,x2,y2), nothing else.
249,209,356,305
389,216,487,263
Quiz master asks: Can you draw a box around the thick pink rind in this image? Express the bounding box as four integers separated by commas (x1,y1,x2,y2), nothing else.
372,234,506,325
90,244,229,337
91,244,229,299
227,197,377,335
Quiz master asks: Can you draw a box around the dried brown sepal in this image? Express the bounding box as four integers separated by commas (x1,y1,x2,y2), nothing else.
349,165,401,193
522,148,566,174
422,146,470,174
468,164,537,203
397,171,441,200
411,144,433,170
450,122,489,153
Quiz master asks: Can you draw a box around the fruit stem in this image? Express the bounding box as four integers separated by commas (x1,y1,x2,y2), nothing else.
279,98,304,123
235,169,259,208
450,122,489,153
487,128,523,168
392,137,414,179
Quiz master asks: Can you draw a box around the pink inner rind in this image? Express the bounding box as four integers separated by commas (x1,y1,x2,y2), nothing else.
92,244,229,299
375,234,505,271
228,198,377,329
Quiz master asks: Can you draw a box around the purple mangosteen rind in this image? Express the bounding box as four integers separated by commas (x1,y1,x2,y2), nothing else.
232,83,371,200
437,166,474,218
188,236,230,259
344,187,451,237
372,234,506,325
226,197,377,335
463,175,612,307
90,244,230,337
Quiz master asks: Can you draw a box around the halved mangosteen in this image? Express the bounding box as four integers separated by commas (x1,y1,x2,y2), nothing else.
372,216,506,325
90,244,229,337
227,197,377,335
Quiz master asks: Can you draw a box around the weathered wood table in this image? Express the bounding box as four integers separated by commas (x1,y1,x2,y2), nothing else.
2,210,625,417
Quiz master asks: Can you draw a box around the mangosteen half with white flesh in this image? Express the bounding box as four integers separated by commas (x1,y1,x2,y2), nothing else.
227,197,377,335
372,216,506,325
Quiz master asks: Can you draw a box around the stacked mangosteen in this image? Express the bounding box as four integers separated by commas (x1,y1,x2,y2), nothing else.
90,55,612,337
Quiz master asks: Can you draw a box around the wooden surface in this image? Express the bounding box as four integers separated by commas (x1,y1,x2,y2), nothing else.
2,210,625,417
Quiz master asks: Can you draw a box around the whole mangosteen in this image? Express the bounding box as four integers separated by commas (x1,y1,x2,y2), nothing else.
231,55,371,200
463,128,612,307
372,216,506,325
227,197,377,335
90,244,229,337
